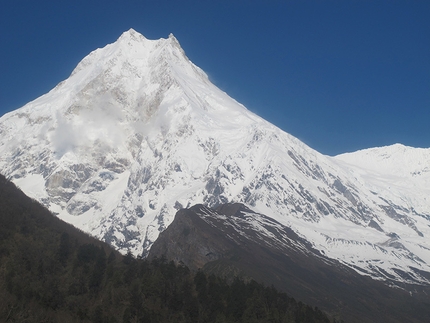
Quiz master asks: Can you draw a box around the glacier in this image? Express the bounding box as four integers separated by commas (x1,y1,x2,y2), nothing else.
1,28,430,287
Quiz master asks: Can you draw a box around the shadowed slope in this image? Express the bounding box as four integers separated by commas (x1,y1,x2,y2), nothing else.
148,203,430,323
0,174,333,323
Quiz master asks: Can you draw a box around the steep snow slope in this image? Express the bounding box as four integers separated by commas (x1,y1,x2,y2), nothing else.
335,144,430,211
0,29,429,286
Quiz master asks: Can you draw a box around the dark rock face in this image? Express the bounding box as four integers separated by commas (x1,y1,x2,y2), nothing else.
148,203,430,323
148,205,233,270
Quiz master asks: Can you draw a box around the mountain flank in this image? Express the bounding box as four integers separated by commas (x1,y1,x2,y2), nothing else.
0,174,334,322
148,203,430,323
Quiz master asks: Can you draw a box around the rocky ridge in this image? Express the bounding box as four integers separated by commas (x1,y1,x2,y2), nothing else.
148,202,430,323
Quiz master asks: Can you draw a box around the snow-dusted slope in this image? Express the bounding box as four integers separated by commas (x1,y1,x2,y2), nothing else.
1,29,429,287
335,144,430,215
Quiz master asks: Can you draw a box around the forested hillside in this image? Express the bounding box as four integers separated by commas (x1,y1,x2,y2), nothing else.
0,174,334,322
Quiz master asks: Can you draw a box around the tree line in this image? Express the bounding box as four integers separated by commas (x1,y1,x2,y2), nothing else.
0,174,339,322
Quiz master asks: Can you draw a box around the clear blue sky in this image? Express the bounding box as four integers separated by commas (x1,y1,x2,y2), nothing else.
1,1,429,155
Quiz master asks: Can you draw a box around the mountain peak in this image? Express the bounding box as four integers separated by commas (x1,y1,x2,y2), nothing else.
115,29,182,53
335,143,430,178
60,29,201,108
168,33,180,46
1,29,430,291
118,28,147,43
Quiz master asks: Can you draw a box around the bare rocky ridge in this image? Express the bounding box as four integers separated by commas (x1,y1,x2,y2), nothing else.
148,203,430,323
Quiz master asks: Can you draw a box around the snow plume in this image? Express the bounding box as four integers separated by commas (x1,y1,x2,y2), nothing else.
51,95,128,159
78,93,127,147
51,112,78,158
150,105,174,136
137,99,175,138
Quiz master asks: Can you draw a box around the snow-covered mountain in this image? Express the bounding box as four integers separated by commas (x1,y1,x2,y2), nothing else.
1,29,429,288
